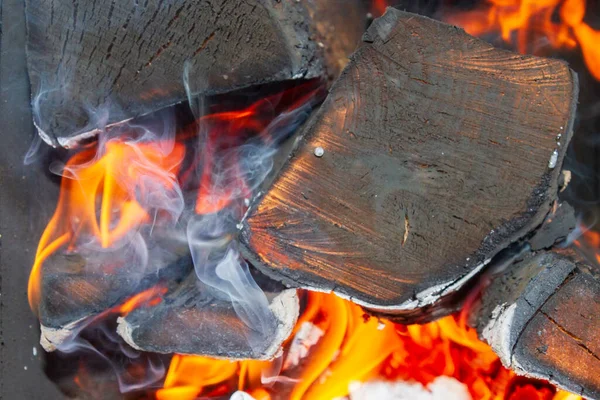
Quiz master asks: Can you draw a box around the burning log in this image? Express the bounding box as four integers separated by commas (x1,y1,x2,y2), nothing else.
38,233,191,351
116,272,299,360
240,9,578,318
474,248,600,399
25,0,366,148
29,78,324,359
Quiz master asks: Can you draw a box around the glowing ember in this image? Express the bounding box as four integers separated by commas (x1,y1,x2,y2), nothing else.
155,291,581,400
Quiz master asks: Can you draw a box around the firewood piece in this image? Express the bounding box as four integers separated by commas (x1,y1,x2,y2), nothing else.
117,273,299,360
476,249,600,398
38,235,191,351
25,0,327,148
240,9,578,315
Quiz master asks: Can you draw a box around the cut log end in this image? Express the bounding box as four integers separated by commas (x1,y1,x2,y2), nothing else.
475,249,600,398
26,0,366,147
240,8,578,315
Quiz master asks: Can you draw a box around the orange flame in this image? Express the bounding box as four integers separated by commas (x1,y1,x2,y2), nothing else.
28,81,323,314
187,82,322,215
116,285,168,316
28,141,184,312
444,0,600,80
156,291,581,400
572,224,600,265
27,75,582,399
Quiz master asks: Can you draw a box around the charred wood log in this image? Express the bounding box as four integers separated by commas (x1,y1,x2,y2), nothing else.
240,9,578,318
25,0,365,148
116,272,299,360
473,248,600,399
39,234,300,360
38,233,191,351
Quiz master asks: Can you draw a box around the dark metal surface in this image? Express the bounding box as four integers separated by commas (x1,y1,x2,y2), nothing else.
0,0,63,398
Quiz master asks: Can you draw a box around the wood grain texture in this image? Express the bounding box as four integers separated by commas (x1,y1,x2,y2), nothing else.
240,9,578,312
477,249,600,398
25,0,326,147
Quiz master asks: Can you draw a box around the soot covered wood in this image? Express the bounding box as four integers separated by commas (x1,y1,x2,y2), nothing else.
25,0,334,148
240,9,578,317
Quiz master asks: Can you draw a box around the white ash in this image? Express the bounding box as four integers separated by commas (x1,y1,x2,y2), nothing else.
263,289,300,360
560,170,572,192
283,321,324,370
39,317,88,352
481,303,517,367
116,317,144,352
230,391,256,400
349,377,472,400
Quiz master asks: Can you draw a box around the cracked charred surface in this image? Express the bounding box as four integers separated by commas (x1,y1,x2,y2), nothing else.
240,9,578,318
474,249,600,398
25,0,337,147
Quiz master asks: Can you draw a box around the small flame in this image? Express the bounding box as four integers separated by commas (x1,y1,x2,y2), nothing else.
572,223,600,265
28,80,324,316
28,140,185,311
155,291,581,400
443,0,600,80
116,285,168,316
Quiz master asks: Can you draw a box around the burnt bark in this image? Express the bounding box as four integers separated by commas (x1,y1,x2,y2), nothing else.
240,9,578,316
474,248,600,399
25,0,330,148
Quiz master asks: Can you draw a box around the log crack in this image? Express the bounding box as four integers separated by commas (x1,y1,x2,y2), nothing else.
510,269,578,366
540,310,600,363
